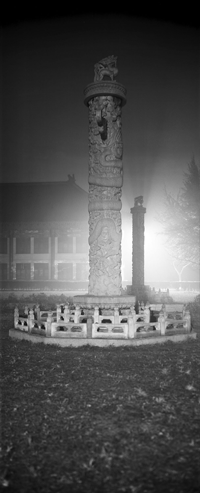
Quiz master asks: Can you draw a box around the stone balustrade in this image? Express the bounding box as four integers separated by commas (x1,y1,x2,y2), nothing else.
13,302,191,339
160,304,191,334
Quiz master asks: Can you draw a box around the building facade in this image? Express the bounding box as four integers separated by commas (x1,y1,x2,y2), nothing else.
0,176,89,290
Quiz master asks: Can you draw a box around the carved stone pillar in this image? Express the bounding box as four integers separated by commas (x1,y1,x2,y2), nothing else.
130,197,146,293
8,236,14,280
84,56,126,296
50,234,56,280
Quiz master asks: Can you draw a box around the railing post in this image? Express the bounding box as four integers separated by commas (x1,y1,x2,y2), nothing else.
14,307,19,328
94,306,99,324
161,304,167,318
75,305,80,323
46,311,52,337
158,310,166,335
56,304,61,322
144,303,150,323
130,305,136,337
128,314,135,338
24,306,29,316
87,316,93,338
114,307,119,324
184,310,191,332
64,304,70,323
28,309,34,334
182,304,186,318
35,304,40,321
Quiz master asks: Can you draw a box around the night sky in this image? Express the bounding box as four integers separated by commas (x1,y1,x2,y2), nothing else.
1,9,199,282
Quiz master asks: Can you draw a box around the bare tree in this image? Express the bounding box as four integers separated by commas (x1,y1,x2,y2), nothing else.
158,158,200,266
172,260,191,286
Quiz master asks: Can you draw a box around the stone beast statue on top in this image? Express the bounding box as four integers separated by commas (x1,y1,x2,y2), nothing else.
94,55,118,82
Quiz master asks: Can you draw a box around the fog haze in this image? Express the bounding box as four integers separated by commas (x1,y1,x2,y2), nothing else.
1,11,199,283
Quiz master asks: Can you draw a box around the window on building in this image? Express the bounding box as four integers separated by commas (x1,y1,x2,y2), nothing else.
0,263,8,280
57,263,73,280
76,263,89,281
34,237,49,254
34,263,49,280
0,238,7,254
16,237,30,254
16,263,31,280
76,235,88,254
58,236,73,253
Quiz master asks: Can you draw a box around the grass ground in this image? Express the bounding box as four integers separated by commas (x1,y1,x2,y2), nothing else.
1,295,200,493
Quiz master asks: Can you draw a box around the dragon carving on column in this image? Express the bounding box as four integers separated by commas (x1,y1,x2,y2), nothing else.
86,56,126,295
88,95,123,178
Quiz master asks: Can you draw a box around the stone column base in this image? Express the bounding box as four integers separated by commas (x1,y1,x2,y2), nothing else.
73,294,136,309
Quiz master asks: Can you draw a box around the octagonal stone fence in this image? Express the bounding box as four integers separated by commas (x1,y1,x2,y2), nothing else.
13,302,192,340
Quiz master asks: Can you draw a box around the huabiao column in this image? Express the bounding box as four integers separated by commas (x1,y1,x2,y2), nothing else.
130,196,146,296
84,56,127,296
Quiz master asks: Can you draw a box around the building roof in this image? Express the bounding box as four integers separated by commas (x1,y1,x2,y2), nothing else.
0,176,88,223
